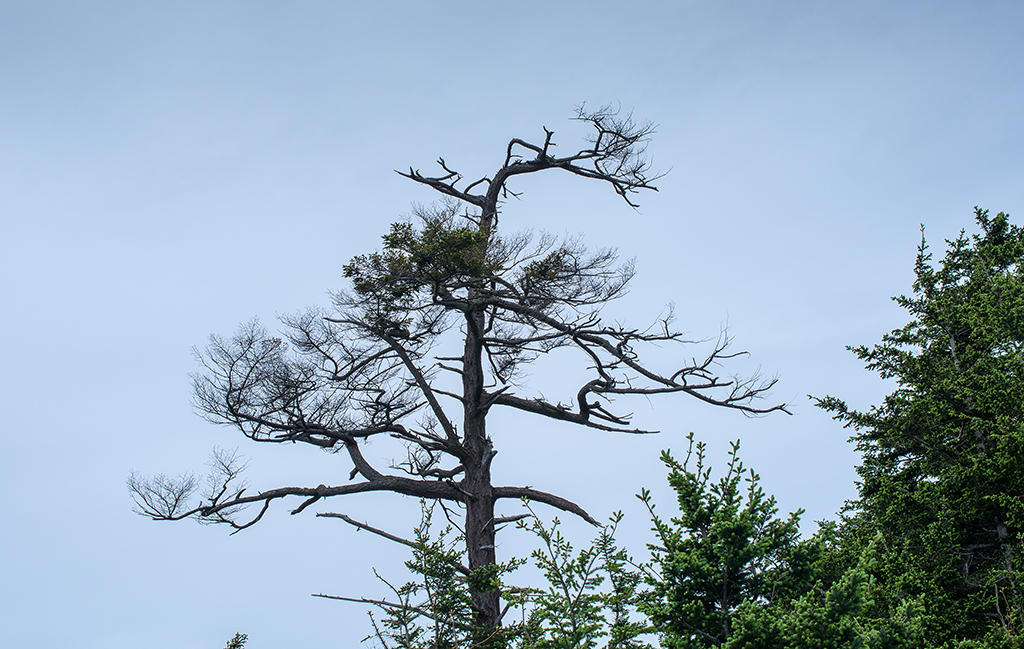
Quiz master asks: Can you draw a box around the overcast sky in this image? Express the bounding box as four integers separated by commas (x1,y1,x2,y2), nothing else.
2,2,1023,648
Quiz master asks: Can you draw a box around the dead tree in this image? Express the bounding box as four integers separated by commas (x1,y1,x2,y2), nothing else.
129,105,788,641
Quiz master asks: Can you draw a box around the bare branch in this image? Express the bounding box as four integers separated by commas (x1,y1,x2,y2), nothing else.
313,593,474,631
493,513,533,525
395,166,486,208
127,471,200,519
317,513,471,575
491,392,655,434
379,330,461,448
490,298,790,416
493,487,599,526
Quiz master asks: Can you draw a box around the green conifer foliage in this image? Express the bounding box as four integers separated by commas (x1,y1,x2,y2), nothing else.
515,510,652,649
638,434,816,648
817,208,1024,645
224,632,248,649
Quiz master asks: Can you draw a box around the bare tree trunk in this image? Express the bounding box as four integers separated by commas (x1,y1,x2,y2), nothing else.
462,302,501,637
465,457,499,633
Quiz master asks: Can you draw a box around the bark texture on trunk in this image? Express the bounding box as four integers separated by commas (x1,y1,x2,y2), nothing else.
463,287,501,635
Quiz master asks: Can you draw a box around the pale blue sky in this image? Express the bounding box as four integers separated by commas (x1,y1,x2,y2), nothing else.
2,2,1023,647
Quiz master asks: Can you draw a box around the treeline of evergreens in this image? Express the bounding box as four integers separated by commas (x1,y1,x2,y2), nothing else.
227,209,1023,648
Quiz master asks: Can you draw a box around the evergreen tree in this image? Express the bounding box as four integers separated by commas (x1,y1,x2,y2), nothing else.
638,434,817,648
724,533,928,649
224,632,248,649
817,208,1024,645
